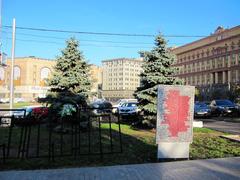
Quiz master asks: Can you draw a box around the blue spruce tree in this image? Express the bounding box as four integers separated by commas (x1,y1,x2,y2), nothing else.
134,34,182,127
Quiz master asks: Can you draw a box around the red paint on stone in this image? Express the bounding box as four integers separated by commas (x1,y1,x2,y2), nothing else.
163,90,190,137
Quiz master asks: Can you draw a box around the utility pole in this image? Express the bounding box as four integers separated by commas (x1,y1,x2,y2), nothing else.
10,18,16,109
0,0,2,57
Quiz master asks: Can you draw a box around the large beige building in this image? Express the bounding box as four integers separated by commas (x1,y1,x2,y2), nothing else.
0,57,103,101
172,26,240,98
0,57,55,101
102,58,143,101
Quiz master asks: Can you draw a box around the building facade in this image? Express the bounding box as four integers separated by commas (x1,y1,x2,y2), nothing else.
0,57,102,101
172,26,240,99
89,64,103,97
102,58,143,101
0,57,55,101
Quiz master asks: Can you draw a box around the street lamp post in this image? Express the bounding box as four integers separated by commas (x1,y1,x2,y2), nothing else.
0,0,2,57
10,18,16,110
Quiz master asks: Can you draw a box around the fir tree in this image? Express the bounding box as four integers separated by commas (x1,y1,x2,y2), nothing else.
134,34,182,127
48,37,91,99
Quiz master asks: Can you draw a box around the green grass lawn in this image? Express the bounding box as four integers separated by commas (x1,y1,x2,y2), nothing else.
0,124,239,170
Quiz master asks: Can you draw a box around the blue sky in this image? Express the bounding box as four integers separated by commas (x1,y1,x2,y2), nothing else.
1,0,240,65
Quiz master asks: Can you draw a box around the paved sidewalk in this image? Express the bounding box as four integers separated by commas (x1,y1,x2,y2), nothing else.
203,120,240,134
0,157,239,180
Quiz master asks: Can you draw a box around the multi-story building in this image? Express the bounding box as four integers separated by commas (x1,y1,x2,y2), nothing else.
102,58,143,101
0,57,102,101
172,26,240,99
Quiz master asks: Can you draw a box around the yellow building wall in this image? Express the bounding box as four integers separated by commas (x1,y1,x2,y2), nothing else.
0,57,103,100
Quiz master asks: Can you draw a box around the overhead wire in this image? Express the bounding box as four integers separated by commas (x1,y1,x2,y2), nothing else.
1,25,209,50
1,30,189,47
2,25,208,38
2,30,154,45
3,37,153,49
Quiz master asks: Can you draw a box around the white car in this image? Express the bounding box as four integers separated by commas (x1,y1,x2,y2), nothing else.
112,99,138,113
0,108,27,127
0,98,25,103
118,102,140,116
0,98,9,103
14,98,26,103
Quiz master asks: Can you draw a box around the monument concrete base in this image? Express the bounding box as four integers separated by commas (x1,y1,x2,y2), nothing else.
157,142,190,159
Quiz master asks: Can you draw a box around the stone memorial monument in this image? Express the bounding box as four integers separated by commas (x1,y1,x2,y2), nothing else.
156,85,195,159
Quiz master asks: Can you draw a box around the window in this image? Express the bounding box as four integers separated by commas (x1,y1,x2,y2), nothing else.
187,77,190,85
231,54,236,65
231,70,236,82
206,61,210,70
231,42,235,50
40,67,51,86
197,76,200,85
224,56,228,67
238,53,240,65
206,49,210,56
184,65,187,73
192,54,195,60
197,62,200,71
212,59,215,68
217,35,222,41
217,57,222,68
187,65,190,73
201,61,205,71
192,76,195,85
207,74,210,84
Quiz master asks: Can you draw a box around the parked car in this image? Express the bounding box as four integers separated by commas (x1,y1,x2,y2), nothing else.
118,102,140,116
194,102,211,118
90,100,112,115
0,98,9,103
1,106,48,126
0,98,26,104
210,99,239,116
112,99,138,113
14,98,26,103
3,106,48,119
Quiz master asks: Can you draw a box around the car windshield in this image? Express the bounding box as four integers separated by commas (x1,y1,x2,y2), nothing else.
195,103,208,108
92,101,111,108
119,102,126,106
128,103,137,107
121,103,137,107
120,103,127,107
216,100,234,106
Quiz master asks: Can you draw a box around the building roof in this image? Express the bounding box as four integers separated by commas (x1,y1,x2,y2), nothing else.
171,25,240,54
8,56,55,61
102,57,143,63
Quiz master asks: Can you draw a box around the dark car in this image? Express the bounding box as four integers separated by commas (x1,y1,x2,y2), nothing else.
90,100,112,115
194,102,211,118
210,99,239,117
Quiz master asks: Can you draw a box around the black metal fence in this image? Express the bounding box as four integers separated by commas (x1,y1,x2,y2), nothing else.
0,108,122,163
